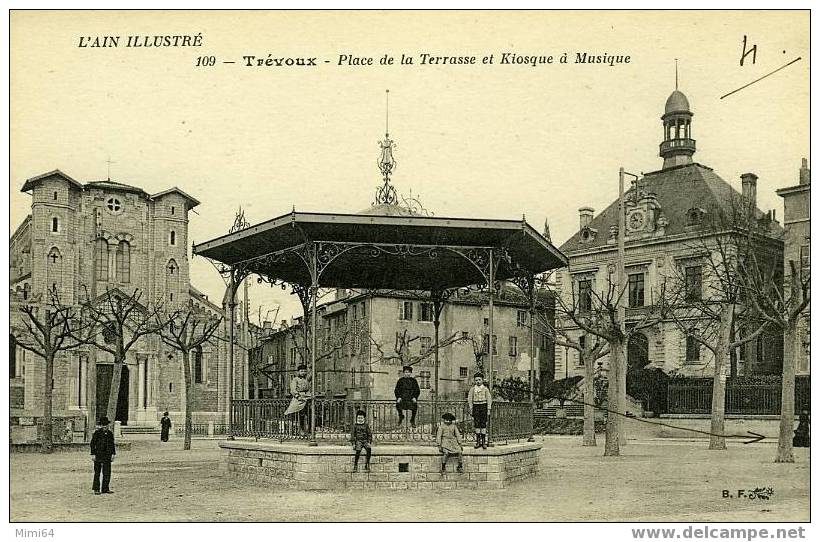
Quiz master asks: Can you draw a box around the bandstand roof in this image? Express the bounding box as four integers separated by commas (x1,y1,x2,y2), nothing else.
193,210,567,291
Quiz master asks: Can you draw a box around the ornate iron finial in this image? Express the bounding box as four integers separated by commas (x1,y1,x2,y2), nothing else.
374,89,398,206
229,207,250,234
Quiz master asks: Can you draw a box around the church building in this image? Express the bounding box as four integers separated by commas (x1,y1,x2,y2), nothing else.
9,170,246,442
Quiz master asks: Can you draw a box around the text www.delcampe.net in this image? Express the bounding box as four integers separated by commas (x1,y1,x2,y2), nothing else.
631,526,808,541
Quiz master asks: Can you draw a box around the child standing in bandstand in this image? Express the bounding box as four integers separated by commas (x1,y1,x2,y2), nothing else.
468,372,492,449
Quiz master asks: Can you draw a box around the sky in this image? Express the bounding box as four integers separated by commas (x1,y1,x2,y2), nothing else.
9,10,810,322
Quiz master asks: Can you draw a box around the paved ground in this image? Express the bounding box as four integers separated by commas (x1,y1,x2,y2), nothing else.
10,436,809,522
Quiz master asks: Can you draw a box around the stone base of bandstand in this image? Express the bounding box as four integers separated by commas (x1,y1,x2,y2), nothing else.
219,440,540,490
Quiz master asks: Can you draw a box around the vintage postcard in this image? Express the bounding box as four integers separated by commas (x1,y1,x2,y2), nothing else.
6,8,812,535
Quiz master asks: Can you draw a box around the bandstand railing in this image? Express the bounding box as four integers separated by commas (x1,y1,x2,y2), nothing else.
230,399,534,445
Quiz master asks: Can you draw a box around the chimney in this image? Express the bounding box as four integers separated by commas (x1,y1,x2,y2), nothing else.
579,207,594,229
741,173,758,208
799,158,810,185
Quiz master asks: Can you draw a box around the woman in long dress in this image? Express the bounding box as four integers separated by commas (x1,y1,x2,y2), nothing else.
284,365,312,434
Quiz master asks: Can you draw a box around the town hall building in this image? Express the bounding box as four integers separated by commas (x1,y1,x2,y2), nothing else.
555,87,787,381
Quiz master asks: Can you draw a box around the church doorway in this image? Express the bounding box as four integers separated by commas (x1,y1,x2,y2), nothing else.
96,364,130,425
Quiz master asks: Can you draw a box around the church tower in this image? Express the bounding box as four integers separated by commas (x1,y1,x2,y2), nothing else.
659,89,695,169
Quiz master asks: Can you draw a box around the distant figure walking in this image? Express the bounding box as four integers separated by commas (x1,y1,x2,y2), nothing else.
90,416,116,495
160,411,172,442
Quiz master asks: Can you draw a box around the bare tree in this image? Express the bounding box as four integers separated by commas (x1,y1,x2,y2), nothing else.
536,304,609,446
10,287,80,452
741,252,809,462
74,288,164,425
552,268,663,456
661,200,777,450
156,303,223,450
369,328,474,367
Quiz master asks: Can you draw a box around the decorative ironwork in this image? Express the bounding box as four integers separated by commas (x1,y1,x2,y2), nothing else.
229,207,251,234
224,240,522,293
373,89,399,206
449,247,508,285
374,133,398,206
508,272,534,296
230,398,533,444
399,189,434,217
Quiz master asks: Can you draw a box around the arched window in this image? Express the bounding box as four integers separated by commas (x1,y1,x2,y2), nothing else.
169,230,176,246
686,331,700,362
116,241,131,283
686,208,705,226
95,239,109,280
51,217,59,233
194,346,203,384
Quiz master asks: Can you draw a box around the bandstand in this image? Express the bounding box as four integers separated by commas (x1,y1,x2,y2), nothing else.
192,127,567,489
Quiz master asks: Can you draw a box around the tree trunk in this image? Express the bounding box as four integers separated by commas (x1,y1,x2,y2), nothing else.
42,350,54,453
182,349,193,451
729,321,737,378
618,338,627,447
106,354,124,424
775,323,798,463
604,337,623,456
709,304,733,451
86,349,97,442
582,352,596,446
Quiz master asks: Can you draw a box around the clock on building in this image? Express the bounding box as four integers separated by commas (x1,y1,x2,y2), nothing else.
628,209,647,231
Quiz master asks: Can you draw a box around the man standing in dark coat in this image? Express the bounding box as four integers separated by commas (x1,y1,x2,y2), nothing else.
90,416,116,495
394,366,420,427
160,411,172,442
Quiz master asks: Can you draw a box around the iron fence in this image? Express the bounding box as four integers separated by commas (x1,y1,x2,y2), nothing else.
230,399,533,444
667,377,810,415
212,423,229,435
175,423,209,436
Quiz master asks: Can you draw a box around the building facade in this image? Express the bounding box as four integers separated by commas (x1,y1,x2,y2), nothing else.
555,89,785,380
776,159,811,375
251,287,554,402
9,170,248,441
